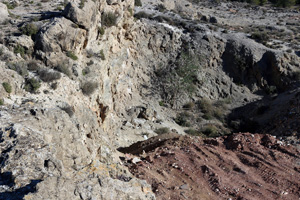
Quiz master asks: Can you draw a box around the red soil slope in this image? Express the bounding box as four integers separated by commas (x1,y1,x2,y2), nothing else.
119,133,300,200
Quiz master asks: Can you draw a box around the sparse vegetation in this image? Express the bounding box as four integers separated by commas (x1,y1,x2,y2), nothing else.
134,11,151,20
14,45,26,57
159,101,165,106
55,64,72,77
175,112,192,127
251,32,269,44
185,128,204,136
99,50,105,60
0,99,4,105
20,23,38,37
198,98,226,122
79,0,86,9
135,0,142,7
183,102,195,110
27,60,40,71
60,104,74,117
8,62,28,77
159,50,200,108
66,51,78,60
82,67,90,76
2,82,12,93
202,124,219,137
81,81,98,96
24,78,41,93
101,12,118,27
38,69,61,82
98,26,105,36
154,127,170,135
128,7,133,16
3,1,18,9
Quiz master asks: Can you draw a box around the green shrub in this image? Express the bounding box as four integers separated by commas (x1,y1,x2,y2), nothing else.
198,98,213,115
3,2,18,9
81,81,98,96
82,67,90,76
38,69,61,82
202,125,219,137
20,23,38,37
2,82,12,93
134,11,151,20
0,99,4,105
175,112,191,127
24,78,41,93
154,127,170,135
79,0,86,9
251,32,269,43
135,0,142,7
98,26,105,36
183,102,195,110
99,50,105,60
101,12,117,27
185,128,204,136
55,64,72,77
66,51,78,60
159,101,165,106
128,7,133,16
14,45,26,57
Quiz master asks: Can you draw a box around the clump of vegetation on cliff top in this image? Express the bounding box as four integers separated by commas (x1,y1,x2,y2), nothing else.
101,12,118,27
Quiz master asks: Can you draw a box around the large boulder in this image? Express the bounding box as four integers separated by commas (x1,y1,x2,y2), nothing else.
35,17,87,65
63,0,100,30
0,2,9,23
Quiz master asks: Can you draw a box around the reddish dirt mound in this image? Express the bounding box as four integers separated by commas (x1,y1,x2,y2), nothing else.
119,133,300,200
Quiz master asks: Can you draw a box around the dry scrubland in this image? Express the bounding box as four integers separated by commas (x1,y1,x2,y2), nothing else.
0,0,299,199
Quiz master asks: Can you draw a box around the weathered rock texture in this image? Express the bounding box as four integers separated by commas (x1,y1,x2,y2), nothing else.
0,0,300,199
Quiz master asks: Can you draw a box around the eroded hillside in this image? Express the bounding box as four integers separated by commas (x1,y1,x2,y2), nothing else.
0,0,299,199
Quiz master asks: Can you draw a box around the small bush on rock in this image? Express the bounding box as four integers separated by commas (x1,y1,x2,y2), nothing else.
135,0,142,7
24,78,41,93
99,50,105,60
202,125,219,137
66,51,78,60
14,45,26,57
20,23,38,37
81,81,98,96
251,32,269,44
38,69,61,82
2,82,12,93
154,127,170,135
175,112,191,127
101,12,117,27
60,104,74,117
55,64,72,77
